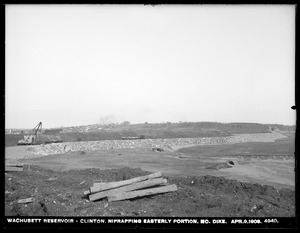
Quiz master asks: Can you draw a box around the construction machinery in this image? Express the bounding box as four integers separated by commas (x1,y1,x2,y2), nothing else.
18,122,63,145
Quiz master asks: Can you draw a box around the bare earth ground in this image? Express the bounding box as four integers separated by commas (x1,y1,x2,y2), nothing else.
5,134,295,217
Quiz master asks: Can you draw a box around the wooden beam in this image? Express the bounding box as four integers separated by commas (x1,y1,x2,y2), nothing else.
90,172,162,194
83,190,90,196
6,164,23,167
17,197,35,204
107,184,178,202
5,166,23,172
92,182,107,186
89,178,167,202
84,183,107,196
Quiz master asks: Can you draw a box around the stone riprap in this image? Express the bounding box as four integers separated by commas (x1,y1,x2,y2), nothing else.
25,132,286,157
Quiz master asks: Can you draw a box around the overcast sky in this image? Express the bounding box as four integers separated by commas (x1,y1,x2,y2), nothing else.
5,5,295,129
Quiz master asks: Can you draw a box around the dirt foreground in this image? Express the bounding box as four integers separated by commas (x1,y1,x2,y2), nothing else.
5,133,295,218
5,166,295,217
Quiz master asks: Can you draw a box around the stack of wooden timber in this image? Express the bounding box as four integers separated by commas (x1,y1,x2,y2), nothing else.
84,172,177,202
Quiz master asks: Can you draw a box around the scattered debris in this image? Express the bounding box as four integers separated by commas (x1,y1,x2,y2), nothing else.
152,147,164,152
84,172,177,202
17,197,35,204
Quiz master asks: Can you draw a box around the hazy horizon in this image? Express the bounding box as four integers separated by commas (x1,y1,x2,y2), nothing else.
5,120,296,130
5,5,296,129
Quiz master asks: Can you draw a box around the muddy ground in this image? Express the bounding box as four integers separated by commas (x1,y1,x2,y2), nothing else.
5,166,295,217
5,134,295,217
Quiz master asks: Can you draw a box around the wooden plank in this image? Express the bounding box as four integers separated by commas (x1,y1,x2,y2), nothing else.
90,172,162,194
91,182,107,188
83,190,90,196
92,172,162,188
83,182,107,196
107,184,178,202
6,164,23,167
17,197,35,204
89,178,167,202
92,173,161,188
5,166,23,172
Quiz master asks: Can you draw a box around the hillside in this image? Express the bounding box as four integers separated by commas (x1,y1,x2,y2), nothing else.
5,122,295,147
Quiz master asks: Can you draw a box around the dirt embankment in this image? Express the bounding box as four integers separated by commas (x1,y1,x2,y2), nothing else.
5,166,295,217
21,132,286,158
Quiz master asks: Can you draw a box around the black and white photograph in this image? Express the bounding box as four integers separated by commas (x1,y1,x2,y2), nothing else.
4,4,296,228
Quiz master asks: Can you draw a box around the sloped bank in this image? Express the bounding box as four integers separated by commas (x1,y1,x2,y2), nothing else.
5,166,295,217
24,132,287,158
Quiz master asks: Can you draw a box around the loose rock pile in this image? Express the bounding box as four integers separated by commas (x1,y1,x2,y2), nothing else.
25,132,286,157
